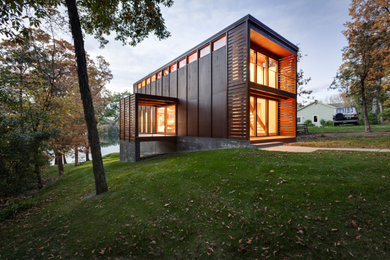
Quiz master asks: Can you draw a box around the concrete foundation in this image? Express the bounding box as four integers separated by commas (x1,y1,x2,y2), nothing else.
120,137,254,162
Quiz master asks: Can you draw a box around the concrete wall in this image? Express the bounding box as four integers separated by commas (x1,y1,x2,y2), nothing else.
120,137,253,162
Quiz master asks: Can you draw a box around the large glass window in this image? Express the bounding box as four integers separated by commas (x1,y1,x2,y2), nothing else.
156,105,176,135
157,107,165,133
250,49,278,89
250,96,278,137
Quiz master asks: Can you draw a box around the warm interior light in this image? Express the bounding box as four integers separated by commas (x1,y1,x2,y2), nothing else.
163,68,169,76
157,71,162,79
151,75,156,82
170,63,177,72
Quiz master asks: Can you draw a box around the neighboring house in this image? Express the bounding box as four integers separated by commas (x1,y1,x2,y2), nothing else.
119,15,298,162
297,101,336,127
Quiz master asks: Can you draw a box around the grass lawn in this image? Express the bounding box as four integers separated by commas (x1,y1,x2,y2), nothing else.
308,123,390,133
1,150,390,258
294,135,390,149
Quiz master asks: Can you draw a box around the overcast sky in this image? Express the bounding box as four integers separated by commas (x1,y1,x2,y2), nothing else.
82,0,350,103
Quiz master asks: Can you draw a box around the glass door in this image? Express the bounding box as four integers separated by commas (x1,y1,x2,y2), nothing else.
249,95,279,137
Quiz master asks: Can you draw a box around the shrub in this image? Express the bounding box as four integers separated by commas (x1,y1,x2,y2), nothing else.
325,120,334,127
304,119,314,127
320,119,326,127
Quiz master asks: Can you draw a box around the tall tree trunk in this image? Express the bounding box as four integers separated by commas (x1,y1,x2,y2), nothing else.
65,0,108,195
55,150,64,176
361,81,371,132
379,100,384,124
63,154,67,164
85,146,90,161
34,163,43,189
74,147,79,166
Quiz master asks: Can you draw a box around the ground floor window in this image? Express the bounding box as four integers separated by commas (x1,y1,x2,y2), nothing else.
250,96,279,137
156,105,176,135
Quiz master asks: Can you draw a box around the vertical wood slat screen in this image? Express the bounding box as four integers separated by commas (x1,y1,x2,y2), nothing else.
129,95,136,141
279,97,296,136
120,98,125,140
119,95,136,142
279,54,296,94
227,22,248,139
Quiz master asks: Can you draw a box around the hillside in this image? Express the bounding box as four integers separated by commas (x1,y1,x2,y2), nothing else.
1,149,389,258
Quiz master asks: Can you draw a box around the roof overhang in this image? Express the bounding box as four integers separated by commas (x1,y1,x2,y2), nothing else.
135,93,178,107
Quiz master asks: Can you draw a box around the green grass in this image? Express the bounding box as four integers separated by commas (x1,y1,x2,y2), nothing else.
308,123,390,133
295,135,390,149
1,150,390,258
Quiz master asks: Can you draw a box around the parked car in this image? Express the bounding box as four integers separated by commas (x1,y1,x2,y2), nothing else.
333,107,359,126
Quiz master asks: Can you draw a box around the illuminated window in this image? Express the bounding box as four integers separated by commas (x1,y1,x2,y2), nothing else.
151,74,156,82
142,80,145,87
188,52,197,64
157,107,165,133
249,49,278,89
257,53,266,85
170,63,177,72
146,78,150,85
166,105,176,134
199,44,210,58
249,96,278,137
179,58,186,68
137,83,141,89
157,71,162,79
213,35,226,51
268,57,278,88
163,67,169,76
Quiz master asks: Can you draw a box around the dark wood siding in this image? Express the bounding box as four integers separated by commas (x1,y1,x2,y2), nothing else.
212,46,227,138
198,54,212,137
163,75,170,96
177,67,187,136
156,79,162,96
187,61,198,136
150,81,156,95
170,71,178,98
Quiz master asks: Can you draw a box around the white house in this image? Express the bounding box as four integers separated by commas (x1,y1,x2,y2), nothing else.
297,101,337,126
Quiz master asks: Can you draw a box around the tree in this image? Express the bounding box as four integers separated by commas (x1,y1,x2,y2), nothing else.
1,0,173,195
296,51,312,106
331,0,389,132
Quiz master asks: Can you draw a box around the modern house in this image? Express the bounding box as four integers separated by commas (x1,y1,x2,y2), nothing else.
120,14,298,162
297,101,336,126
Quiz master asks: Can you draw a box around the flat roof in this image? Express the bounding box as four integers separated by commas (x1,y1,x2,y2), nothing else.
134,14,299,86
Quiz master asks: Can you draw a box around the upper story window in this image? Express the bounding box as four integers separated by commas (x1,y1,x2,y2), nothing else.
199,44,210,58
151,74,156,82
142,80,145,87
146,78,150,85
250,48,278,89
213,35,226,51
163,67,169,76
137,83,141,89
188,51,197,64
157,71,162,79
170,63,177,72
179,58,186,68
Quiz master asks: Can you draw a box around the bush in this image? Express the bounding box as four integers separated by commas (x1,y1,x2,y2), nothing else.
304,119,314,127
325,120,334,127
320,119,326,127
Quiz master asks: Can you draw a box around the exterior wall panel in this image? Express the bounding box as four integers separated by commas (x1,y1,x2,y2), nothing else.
187,61,198,136
150,81,156,95
170,71,178,98
198,54,212,137
156,79,162,96
163,75,170,97
212,46,227,138
177,68,187,136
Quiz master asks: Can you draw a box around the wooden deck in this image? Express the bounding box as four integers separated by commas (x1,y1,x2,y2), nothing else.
250,135,295,144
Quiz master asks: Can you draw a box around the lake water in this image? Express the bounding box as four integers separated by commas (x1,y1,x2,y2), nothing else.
53,144,119,165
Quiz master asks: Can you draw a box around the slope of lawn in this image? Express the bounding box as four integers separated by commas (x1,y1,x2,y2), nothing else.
1,150,390,259
308,123,390,133
294,135,390,149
